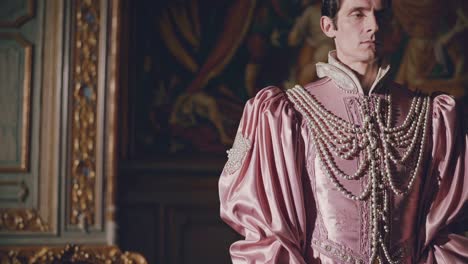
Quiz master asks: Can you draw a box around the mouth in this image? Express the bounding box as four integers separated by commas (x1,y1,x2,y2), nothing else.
361,40,381,46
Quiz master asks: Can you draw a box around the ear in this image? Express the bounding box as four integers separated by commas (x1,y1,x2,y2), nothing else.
320,16,336,38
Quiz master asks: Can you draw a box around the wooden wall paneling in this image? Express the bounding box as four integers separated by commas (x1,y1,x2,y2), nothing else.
0,0,148,261
118,204,158,264
165,205,239,264
58,0,122,244
0,33,32,173
0,0,127,246
37,0,64,237
118,162,241,264
105,0,122,247
0,0,54,238
0,0,35,28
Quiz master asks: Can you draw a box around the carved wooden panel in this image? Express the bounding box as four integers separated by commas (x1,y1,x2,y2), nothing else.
165,205,239,264
0,33,32,173
118,166,241,264
0,0,122,246
118,205,159,263
0,0,34,28
0,0,49,236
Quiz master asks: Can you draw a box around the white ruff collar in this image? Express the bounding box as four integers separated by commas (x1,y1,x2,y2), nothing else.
316,50,391,95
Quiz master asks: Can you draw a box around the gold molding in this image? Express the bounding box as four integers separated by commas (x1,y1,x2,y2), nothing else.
0,208,48,232
0,245,147,264
0,33,32,173
69,0,100,227
105,0,122,242
0,0,35,28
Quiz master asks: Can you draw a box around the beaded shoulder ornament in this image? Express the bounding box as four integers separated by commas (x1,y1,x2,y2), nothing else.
224,132,252,175
287,84,431,264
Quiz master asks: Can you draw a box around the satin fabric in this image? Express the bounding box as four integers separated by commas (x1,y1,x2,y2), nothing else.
219,58,468,264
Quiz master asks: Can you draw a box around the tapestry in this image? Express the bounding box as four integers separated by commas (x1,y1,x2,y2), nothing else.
128,0,467,158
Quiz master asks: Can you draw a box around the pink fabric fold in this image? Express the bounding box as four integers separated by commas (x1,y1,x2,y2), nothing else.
417,95,468,263
219,87,309,263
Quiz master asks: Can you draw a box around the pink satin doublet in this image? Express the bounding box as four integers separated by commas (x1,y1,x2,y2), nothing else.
219,52,468,263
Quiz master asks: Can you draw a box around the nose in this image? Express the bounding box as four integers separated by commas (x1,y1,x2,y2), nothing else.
366,12,379,33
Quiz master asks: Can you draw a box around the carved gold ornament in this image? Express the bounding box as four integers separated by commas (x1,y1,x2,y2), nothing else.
0,209,48,232
0,245,147,264
70,0,100,227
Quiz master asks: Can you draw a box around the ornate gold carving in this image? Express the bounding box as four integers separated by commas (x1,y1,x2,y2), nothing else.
0,33,32,173
70,0,100,227
0,245,147,264
0,209,48,232
0,0,35,28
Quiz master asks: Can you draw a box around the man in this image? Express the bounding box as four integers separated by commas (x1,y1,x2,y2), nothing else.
219,0,468,263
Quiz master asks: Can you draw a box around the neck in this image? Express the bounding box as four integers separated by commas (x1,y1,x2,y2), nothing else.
337,55,379,95
357,62,379,94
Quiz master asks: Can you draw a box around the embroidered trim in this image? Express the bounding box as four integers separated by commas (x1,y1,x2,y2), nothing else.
308,155,329,239
312,238,365,264
316,63,359,93
311,237,411,264
224,132,252,174
315,50,391,95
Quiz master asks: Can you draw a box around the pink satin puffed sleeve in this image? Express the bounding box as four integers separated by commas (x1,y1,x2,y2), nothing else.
219,87,308,264
416,94,468,263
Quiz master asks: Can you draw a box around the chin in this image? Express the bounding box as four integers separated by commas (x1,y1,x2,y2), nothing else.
360,51,379,62
355,55,375,64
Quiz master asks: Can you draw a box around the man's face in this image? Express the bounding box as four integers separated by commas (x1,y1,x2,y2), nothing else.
325,0,390,65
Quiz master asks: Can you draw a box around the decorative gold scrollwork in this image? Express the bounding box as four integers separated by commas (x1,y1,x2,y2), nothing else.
0,209,48,232
70,0,100,227
0,245,147,264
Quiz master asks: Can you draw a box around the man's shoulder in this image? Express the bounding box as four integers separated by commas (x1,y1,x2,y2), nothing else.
246,86,295,114
304,77,332,88
301,77,333,93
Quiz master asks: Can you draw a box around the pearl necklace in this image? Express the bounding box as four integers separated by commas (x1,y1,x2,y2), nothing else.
287,85,430,264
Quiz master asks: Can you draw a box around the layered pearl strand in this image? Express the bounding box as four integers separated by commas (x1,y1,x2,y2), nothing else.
287,85,430,264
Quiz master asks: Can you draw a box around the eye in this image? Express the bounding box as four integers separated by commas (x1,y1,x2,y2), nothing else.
351,11,365,18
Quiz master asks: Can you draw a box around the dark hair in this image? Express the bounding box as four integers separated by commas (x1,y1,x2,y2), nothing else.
321,0,340,19
321,0,340,29
321,0,392,28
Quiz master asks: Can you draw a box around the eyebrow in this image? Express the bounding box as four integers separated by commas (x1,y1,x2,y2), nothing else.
348,6,387,15
348,7,369,14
